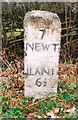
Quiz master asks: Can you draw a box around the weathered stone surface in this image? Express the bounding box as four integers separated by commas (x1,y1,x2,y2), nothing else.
24,10,61,98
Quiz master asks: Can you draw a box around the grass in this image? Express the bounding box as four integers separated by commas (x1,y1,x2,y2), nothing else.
1,63,77,118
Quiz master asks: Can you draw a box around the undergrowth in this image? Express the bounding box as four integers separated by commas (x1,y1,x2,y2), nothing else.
1,62,77,118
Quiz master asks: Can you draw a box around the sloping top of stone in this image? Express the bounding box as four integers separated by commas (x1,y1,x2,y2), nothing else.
24,10,60,24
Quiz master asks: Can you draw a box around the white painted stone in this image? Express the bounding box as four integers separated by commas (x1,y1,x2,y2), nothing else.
24,10,61,98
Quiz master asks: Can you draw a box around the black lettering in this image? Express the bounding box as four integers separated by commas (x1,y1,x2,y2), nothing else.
26,43,34,51
42,44,50,51
52,44,59,52
36,78,42,87
35,43,40,51
42,68,49,75
35,68,40,75
27,67,34,75
43,78,47,87
52,69,54,76
39,29,45,39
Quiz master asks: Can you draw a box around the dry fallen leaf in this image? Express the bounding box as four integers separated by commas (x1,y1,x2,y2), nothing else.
33,98,38,103
64,106,76,113
63,114,68,118
47,111,56,118
38,116,42,118
59,88,63,93
35,102,39,108
53,107,60,113
27,113,38,118
61,108,63,112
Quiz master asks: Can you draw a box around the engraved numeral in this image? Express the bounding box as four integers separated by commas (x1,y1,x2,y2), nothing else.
39,29,45,39
36,78,42,87
35,78,47,87
43,78,47,87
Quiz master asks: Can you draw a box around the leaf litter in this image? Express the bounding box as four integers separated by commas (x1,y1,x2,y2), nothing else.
1,55,77,118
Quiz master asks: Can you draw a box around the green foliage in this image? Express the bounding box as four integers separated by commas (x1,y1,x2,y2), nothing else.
2,63,77,118
1,2,77,119
2,2,78,62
